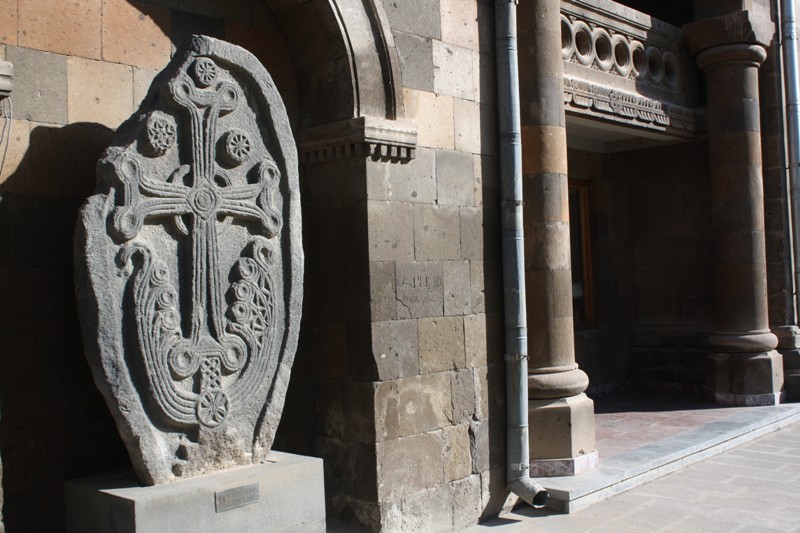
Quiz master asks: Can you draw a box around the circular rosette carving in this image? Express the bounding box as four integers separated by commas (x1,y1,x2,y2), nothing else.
192,57,218,87
237,257,260,282
168,340,202,380
220,334,247,373
144,111,177,157
221,129,252,166
197,389,229,427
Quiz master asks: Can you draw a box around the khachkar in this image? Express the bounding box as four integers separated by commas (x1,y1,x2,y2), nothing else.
74,36,303,485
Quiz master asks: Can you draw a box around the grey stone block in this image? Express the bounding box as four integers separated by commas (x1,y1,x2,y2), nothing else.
451,368,476,424
370,261,398,321
372,319,420,380
451,475,481,530
384,0,441,39
368,201,415,261
65,452,325,533
7,46,67,124
443,260,472,315
401,483,453,532
376,432,444,500
437,149,475,206
443,424,472,482
398,373,453,436
414,204,461,261
419,316,466,373
396,260,444,318
393,31,435,92
433,41,475,100
389,146,437,204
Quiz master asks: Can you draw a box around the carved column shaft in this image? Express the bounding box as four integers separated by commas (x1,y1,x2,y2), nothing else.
518,0,596,475
685,10,784,405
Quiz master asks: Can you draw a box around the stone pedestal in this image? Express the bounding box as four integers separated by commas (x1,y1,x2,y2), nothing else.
65,452,325,533
528,394,598,476
517,0,596,475
684,12,784,406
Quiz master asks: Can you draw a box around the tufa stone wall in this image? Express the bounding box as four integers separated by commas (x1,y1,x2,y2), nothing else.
312,0,508,529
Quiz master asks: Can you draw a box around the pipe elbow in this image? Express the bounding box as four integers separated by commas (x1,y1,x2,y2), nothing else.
507,477,549,508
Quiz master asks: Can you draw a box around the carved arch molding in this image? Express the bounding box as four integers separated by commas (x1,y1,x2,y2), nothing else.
265,0,404,126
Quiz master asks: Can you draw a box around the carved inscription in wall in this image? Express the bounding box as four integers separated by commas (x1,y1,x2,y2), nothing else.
396,262,444,319
75,36,303,485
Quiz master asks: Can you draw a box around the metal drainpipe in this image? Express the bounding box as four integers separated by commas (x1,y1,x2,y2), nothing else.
495,0,549,508
781,0,800,318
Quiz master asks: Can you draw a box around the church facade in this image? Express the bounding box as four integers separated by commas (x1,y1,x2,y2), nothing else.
0,0,796,531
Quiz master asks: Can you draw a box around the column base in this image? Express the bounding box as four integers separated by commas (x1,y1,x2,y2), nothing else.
530,450,598,477
706,350,784,406
780,348,800,402
528,393,596,476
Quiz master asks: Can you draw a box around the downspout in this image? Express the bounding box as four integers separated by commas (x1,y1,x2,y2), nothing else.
782,0,800,317
495,0,549,508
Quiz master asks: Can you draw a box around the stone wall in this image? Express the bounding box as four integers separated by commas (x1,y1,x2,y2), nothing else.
0,1,296,531
305,1,506,529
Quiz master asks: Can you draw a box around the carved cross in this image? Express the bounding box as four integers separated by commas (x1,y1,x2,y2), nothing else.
110,58,281,426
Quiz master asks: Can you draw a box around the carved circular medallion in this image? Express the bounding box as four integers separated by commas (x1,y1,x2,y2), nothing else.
193,58,218,87
145,112,177,157
237,258,259,281
188,186,220,219
159,308,179,331
222,130,252,166
197,389,229,427
230,301,254,324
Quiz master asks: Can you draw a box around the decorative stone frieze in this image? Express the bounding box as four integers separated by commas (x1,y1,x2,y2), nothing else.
561,0,699,136
560,14,681,90
74,36,304,484
563,76,696,135
297,116,417,163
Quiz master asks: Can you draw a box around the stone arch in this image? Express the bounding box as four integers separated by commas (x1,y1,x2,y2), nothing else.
266,0,404,129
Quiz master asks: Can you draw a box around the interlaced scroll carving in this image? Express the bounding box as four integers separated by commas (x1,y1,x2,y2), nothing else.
75,36,302,485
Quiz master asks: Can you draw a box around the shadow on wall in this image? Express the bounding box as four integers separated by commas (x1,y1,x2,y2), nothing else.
0,122,131,533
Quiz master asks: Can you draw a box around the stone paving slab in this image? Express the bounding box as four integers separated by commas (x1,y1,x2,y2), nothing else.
468,419,800,532
540,402,800,512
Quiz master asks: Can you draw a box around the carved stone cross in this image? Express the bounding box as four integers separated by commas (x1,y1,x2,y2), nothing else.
75,36,303,485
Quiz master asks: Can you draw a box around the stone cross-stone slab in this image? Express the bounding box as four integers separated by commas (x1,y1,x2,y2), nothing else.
75,35,303,485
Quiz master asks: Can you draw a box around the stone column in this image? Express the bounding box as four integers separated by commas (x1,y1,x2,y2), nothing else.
685,9,784,405
518,0,596,476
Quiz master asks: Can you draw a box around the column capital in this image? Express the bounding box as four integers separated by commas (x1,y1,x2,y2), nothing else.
683,10,774,56
696,43,767,72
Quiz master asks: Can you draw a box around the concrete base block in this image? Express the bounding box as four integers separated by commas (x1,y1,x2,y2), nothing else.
529,393,596,465
65,452,325,533
530,449,599,477
707,350,784,406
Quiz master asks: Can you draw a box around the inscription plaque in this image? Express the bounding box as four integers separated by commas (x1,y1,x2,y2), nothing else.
215,483,260,513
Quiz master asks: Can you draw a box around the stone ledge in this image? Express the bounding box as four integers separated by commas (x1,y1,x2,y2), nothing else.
297,116,417,163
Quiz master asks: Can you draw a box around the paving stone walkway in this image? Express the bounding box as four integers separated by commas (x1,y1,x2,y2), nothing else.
473,421,800,532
